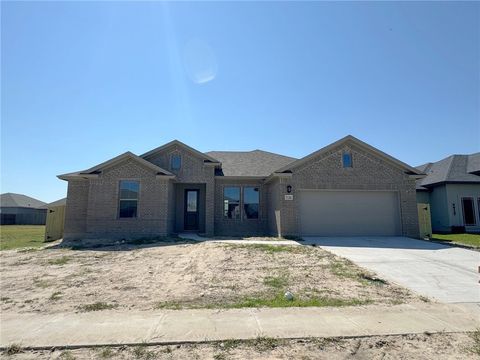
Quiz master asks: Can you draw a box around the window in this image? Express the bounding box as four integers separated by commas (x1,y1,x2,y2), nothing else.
224,187,240,219
244,187,259,219
171,154,181,170
119,180,139,218
342,152,352,168
461,197,476,226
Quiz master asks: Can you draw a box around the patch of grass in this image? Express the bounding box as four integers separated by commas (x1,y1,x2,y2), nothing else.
49,291,62,301
263,275,288,289
432,233,480,249
77,302,118,312
48,256,72,266
154,301,182,310
213,354,227,360
17,247,40,253
97,347,114,358
249,337,281,352
226,292,372,309
33,278,51,288
4,343,22,355
59,350,76,360
131,344,156,360
219,339,243,351
468,328,480,355
228,243,306,254
328,258,388,287
0,225,45,250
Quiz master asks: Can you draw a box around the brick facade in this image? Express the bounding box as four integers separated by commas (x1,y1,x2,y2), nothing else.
62,138,420,244
269,143,419,238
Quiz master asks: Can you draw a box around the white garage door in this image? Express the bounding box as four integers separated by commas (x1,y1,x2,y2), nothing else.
298,190,401,236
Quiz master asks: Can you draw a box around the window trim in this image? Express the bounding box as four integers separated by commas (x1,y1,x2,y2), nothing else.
118,179,140,219
461,197,476,226
342,152,353,168
243,186,260,220
170,154,182,170
223,186,241,220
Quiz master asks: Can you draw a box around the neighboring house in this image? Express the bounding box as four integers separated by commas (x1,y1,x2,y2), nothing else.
0,193,47,225
416,153,480,233
58,135,423,245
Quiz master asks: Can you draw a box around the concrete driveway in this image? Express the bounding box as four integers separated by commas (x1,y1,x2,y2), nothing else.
303,237,480,303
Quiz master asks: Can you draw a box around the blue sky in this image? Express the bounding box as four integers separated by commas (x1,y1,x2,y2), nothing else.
1,1,479,202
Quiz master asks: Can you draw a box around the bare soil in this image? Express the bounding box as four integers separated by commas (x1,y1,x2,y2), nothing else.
0,240,419,314
5,333,477,359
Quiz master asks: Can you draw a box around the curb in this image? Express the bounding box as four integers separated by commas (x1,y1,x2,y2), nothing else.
0,330,471,352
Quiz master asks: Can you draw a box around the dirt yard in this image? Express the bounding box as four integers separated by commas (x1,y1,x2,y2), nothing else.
5,333,478,359
0,239,420,314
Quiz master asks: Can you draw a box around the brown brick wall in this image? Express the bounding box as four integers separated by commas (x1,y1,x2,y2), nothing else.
276,143,419,237
146,144,215,235
214,178,268,236
63,179,89,241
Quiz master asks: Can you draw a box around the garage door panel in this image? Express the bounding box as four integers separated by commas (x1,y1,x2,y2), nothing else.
299,190,400,236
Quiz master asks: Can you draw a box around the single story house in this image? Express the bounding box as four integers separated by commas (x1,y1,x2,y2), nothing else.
58,135,423,245
0,193,47,225
416,153,480,233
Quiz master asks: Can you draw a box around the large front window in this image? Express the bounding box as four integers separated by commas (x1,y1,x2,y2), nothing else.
119,180,139,218
224,187,240,219
244,187,259,219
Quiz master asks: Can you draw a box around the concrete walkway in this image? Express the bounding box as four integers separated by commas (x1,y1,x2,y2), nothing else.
304,236,480,303
1,303,478,349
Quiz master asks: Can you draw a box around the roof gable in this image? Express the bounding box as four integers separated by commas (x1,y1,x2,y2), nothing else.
141,140,220,164
58,152,173,180
275,135,423,175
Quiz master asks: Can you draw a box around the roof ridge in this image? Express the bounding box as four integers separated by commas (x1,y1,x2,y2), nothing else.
444,155,457,181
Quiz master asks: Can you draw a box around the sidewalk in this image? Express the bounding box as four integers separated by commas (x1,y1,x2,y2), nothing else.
1,303,478,349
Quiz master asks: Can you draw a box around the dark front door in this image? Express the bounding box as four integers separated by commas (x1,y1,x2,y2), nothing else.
184,189,199,231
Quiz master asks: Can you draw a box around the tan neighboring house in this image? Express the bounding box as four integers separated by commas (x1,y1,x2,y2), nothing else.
58,135,423,245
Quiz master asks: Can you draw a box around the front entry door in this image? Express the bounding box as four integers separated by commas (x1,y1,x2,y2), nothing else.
184,189,199,231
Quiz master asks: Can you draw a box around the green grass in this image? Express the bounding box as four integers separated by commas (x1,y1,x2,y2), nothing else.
226,293,372,309
431,233,480,249
227,243,307,254
263,275,288,289
48,256,72,266
0,225,45,250
156,293,371,310
76,302,118,312
4,343,23,355
49,291,62,301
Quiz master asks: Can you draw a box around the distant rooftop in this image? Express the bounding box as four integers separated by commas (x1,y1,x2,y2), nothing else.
0,193,47,208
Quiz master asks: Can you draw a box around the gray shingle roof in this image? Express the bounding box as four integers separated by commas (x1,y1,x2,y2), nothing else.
0,193,46,208
205,150,297,177
40,198,67,209
416,153,480,189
